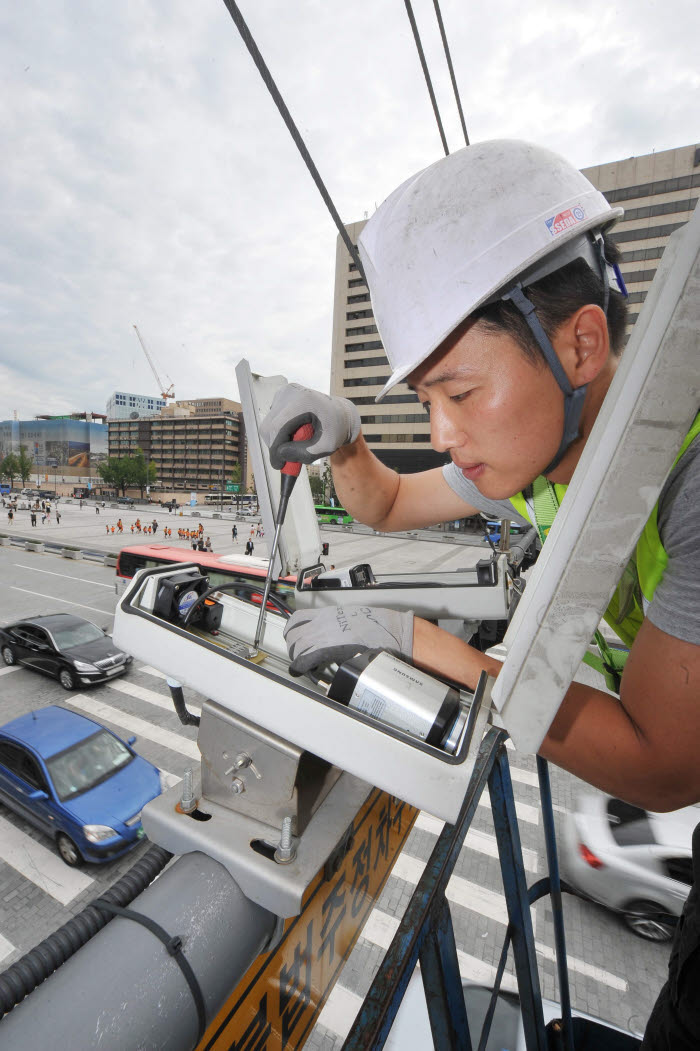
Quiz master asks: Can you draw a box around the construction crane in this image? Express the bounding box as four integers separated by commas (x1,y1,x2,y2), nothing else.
132,324,175,401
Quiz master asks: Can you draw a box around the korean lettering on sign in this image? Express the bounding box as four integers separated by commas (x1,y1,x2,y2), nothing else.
199,790,417,1051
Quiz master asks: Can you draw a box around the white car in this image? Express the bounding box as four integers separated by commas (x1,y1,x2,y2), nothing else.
560,792,696,940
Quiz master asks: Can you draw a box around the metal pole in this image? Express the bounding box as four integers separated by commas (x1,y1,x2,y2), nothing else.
489,746,547,1050
537,756,575,1051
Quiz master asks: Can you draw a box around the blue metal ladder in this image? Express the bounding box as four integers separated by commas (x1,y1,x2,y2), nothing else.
342,726,642,1050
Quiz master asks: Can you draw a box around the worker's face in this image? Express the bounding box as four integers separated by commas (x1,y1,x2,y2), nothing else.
408,319,566,500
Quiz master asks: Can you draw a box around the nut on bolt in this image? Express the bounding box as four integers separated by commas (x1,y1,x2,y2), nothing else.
230,777,246,795
274,816,296,865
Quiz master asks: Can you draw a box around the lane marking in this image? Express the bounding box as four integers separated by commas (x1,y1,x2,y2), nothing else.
67,694,200,760
0,666,21,677
14,564,114,588
106,678,202,718
9,586,113,618
0,814,94,904
414,812,538,873
0,934,15,964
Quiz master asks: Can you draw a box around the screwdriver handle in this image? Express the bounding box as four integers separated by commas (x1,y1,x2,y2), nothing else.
281,423,314,477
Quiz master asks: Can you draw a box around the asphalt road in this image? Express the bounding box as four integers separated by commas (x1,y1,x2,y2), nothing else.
0,540,669,1043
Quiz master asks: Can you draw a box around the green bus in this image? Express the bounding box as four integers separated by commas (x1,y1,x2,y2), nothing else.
314,504,353,525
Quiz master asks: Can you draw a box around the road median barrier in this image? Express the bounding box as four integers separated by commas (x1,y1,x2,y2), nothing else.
103,554,118,567
25,541,45,553
61,546,83,560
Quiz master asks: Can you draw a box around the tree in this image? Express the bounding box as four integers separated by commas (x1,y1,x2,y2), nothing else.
308,474,324,502
229,463,242,512
0,452,20,490
16,445,34,485
131,448,157,498
98,456,133,496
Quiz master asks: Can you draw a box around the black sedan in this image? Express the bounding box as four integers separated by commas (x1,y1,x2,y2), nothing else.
0,614,132,691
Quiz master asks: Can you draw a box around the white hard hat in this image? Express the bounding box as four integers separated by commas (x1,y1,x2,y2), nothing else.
358,139,623,402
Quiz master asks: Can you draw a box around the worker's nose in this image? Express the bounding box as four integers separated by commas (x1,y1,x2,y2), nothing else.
430,401,468,454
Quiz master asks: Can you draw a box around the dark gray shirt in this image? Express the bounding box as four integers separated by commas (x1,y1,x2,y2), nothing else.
443,436,700,645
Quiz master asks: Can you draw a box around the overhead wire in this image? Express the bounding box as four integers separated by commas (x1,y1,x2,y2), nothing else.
432,0,469,146
403,0,449,155
219,0,367,284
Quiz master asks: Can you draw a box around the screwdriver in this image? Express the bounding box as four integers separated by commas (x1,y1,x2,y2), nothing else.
250,423,314,656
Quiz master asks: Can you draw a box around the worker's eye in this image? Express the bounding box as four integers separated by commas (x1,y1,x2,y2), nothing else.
450,390,472,404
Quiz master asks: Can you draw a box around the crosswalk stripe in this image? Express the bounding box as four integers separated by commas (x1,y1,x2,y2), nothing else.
138,665,169,680
317,984,363,1040
0,665,21,677
534,941,627,992
390,852,536,934
107,678,201,718
67,694,200,760
0,933,15,964
0,814,93,904
414,813,538,873
479,793,539,825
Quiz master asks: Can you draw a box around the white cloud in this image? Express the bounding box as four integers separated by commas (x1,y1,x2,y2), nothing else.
0,0,697,419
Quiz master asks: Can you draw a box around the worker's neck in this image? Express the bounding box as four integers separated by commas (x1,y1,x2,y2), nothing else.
545,361,617,486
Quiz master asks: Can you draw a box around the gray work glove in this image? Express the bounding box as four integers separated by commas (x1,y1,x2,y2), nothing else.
259,383,361,470
283,605,414,676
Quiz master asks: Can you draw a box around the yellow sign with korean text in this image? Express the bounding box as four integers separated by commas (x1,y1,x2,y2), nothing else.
197,789,417,1051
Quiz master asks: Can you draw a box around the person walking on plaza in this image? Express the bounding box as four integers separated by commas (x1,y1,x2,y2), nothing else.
7,508,14,525
205,536,212,551
232,524,238,541
41,511,46,525
152,519,158,534
245,539,254,556
117,519,123,533
30,511,37,527
55,510,60,525
95,504,100,514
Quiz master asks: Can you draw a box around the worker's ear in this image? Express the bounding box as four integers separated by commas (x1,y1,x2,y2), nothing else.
555,305,610,388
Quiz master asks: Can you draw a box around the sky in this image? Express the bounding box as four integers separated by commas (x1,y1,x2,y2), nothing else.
1,0,698,421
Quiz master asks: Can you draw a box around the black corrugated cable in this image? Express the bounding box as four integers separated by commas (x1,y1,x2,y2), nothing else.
0,845,172,1017
432,0,469,146
219,0,367,282
403,0,449,155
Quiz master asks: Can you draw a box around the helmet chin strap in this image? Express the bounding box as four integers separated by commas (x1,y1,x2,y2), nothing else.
502,284,587,473
501,231,614,474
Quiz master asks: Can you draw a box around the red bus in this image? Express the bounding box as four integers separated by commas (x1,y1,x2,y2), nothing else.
114,544,296,604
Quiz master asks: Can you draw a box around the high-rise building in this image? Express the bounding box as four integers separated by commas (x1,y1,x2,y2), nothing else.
174,398,241,416
330,143,700,473
106,391,167,420
108,412,245,491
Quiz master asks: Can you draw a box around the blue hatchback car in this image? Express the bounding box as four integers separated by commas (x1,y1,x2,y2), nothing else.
0,706,165,865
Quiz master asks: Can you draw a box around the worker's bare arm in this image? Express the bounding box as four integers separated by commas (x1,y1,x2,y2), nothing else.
412,616,700,813
331,435,478,530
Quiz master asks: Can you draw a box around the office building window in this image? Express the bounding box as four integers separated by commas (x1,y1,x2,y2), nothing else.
348,278,366,288
347,293,371,304
604,171,700,205
345,324,378,336
344,340,383,352
344,356,387,368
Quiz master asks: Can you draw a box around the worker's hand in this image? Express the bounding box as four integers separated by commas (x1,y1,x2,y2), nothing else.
283,605,414,676
260,383,361,469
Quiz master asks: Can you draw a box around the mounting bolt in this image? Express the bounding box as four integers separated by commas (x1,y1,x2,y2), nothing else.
179,768,197,813
233,753,251,770
274,816,296,865
230,777,246,795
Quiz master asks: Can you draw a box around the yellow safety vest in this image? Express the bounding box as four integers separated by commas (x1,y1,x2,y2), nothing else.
508,412,700,688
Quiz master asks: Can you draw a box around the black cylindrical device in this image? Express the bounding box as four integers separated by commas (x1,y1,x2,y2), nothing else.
328,650,469,754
